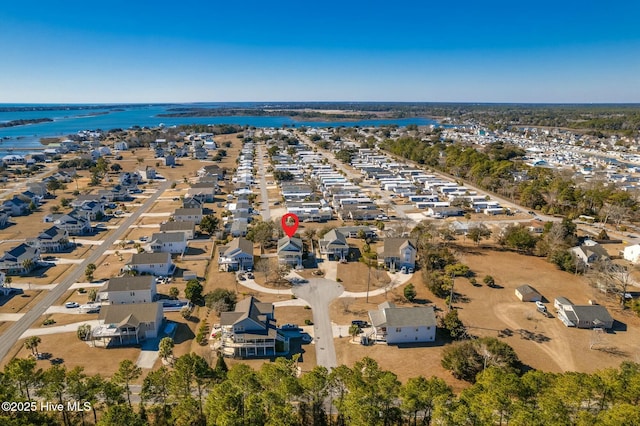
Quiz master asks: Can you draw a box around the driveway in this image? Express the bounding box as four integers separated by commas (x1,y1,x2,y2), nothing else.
292,278,344,369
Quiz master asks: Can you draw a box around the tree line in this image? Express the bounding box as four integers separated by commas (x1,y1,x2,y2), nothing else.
2,351,640,425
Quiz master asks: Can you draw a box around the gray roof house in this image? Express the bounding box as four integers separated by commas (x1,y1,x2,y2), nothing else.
160,221,195,240
515,284,542,302
146,232,187,254
125,252,174,276
368,301,437,344
219,296,277,358
570,239,609,267
98,275,157,305
319,229,349,260
93,302,164,346
173,208,203,224
381,238,417,271
556,299,614,329
48,210,92,235
277,237,303,267
218,238,254,272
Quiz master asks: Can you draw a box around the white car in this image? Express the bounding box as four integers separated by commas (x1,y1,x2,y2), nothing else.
65,302,79,309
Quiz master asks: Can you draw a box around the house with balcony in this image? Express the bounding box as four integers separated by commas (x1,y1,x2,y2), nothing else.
173,208,203,224
218,238,254,272
381,238,417,271
98,275,157,305
277,237,303,267
27,226,71,253
219,296,279,358
47,210,92,235
2,197,30,216
146,232,187,254
318,229,349,261
160,221,195,240
92,302,164,347
0,243,41,275
368,302,437,344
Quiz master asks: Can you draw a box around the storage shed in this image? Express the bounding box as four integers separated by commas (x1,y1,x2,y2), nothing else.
515,285,542,302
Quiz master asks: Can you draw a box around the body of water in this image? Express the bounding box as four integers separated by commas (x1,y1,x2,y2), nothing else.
0,103,440,153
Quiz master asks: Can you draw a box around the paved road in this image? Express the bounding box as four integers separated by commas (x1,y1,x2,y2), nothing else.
256,142,271,221
292,278,344,369
0,180,170,362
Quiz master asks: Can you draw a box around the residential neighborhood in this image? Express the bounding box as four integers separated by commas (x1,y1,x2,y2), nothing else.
0,122,639,425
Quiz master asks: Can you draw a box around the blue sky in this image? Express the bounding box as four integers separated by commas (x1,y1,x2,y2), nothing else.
1,0,639,103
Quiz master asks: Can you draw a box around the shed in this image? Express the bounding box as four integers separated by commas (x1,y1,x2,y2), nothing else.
183,270,197,281
515,285,542,302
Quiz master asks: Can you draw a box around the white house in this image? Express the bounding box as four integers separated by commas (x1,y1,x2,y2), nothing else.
49,210,92,235
160,221,195,240
218,238,254,272
381,238,417,271
219,296,277,358
623,244,640,264
173,208,203,224
146,232,187,254
318,229,349,260
368,302,437,344
93,302,164,346
277,237,303,267
98,275,157,305
27,226,71,253
125,252,174,276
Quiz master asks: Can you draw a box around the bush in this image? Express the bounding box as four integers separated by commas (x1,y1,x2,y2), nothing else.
304,319,313,325
441,337,522,383
43,318,56,326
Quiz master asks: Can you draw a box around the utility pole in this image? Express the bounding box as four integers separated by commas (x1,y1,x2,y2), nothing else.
366,258,371,303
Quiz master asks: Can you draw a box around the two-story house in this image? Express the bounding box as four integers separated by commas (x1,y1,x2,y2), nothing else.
368,302,437,344
146,232,187,254
125,252,174,276
381,238,417,271
277,237,303,267
98,275,157,304
219,297,278,358
0,243,41,275
318,229,349,261
160,221,195,240
172,208,203,224
218,238,254,272
27,226,71,253
93,302,164,347
47,210,92,235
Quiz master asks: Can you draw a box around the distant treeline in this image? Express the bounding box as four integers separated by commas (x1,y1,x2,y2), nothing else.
0,118,53,128
158,108,380,120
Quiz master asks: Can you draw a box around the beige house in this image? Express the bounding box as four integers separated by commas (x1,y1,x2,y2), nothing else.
92,302,164,347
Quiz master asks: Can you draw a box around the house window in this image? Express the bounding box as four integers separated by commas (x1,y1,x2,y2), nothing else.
427,326,430,330
395,328,402,332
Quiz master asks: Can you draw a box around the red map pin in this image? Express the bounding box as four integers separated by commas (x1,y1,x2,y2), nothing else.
281,213,299,237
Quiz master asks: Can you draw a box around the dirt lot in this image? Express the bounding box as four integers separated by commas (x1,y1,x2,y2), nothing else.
8,333,141,378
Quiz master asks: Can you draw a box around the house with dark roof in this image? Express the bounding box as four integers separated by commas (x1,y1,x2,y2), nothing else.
319,229,349,260
92,302,164,346
2,196,30,216
0,212,9,229
98,275,156,305
27,226,71,253
218,238,254,272
125,252,173,276
160,221,195,240
335,226,377,239
0,243,41,275
219,297,278,358
277,237,303,267
381,238,417,271
146,232,187,254
368,301,437,344
182,196,203,210
47,210,92,235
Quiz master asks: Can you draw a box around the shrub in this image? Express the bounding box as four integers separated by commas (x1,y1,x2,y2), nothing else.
304,319,313,325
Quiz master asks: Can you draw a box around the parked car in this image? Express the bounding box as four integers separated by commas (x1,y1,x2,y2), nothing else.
281,323,299,330
139,236,148,242
408,267,415,274
351,320,368,328
246,272,254,279
400,266,408,274
65,302,79,309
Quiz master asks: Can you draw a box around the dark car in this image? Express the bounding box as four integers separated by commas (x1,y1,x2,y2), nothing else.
351,320,368,328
